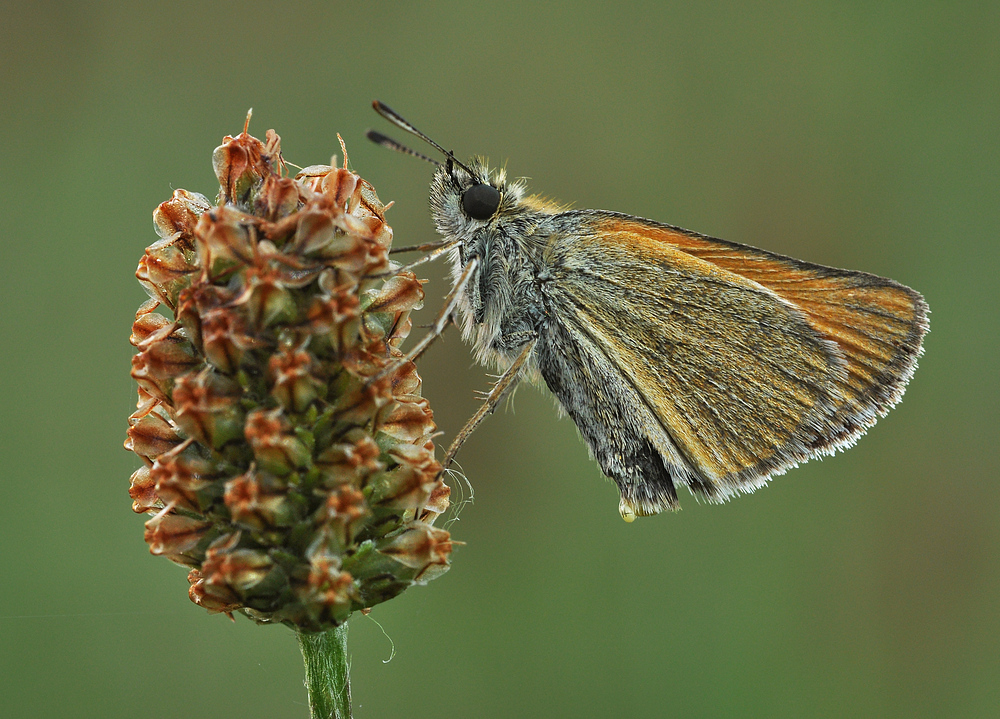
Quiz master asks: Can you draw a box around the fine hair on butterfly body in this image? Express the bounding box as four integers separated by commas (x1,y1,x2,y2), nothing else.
368,101,929,521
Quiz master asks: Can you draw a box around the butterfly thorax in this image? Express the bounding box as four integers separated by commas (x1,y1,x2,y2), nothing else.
430,159,558,368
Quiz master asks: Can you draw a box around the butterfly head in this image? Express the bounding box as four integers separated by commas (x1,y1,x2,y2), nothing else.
367,101,535,250
429,157,528,246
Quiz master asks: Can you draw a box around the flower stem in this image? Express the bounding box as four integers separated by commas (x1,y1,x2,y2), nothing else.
297,623,352,719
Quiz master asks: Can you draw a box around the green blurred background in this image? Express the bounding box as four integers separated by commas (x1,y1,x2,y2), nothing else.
3,2,997,717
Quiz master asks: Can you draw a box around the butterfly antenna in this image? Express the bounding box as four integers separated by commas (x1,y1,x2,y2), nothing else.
370,100,475,176
365,130,441,167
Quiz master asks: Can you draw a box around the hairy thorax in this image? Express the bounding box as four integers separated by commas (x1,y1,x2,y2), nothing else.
451,214,554,367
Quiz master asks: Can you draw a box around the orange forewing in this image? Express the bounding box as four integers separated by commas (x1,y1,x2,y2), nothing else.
592,216,927,418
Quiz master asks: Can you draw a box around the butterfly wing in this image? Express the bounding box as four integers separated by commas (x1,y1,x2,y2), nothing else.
537,210,927,518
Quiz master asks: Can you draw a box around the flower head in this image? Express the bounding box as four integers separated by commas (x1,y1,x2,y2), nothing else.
126,120,452,631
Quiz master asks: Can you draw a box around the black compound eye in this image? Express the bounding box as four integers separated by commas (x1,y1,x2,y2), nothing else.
461,183,501,220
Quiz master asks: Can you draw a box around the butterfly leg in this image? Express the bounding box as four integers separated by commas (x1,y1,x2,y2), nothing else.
365,239,459,280
367,256,478,389
391,239,461,277
441,335,538,471
388,238,458,255
405,256,479,363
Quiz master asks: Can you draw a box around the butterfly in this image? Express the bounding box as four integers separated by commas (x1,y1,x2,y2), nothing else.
368,101,929,520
